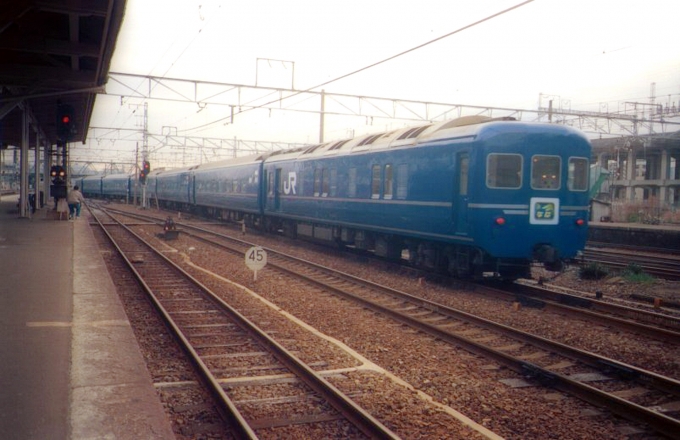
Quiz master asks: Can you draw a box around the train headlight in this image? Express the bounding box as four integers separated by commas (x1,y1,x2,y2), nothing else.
494,217,506,226
575,218,585,226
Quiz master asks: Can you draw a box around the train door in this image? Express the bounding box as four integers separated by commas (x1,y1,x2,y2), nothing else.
266,168,282,211
454,152,470,235
273,168,282,210
186,173,194,206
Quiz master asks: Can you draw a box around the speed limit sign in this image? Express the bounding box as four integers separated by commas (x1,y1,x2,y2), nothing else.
245,246,267,279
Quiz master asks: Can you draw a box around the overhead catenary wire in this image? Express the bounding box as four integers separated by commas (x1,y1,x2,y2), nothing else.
108,4,225,133
180,0,535,134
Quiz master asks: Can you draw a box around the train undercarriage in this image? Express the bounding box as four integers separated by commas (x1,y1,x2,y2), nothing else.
154,203,560,281
261,217,537,281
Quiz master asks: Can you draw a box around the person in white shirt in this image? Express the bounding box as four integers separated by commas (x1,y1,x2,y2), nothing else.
67,185,85,219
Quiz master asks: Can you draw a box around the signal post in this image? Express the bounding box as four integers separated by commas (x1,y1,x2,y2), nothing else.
51,103,75,213
139,159,150,208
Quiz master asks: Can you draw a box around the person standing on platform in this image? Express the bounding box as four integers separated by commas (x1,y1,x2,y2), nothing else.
67,185,85,219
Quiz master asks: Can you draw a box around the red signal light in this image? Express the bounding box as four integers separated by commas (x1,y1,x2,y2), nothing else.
56,103,74,141
495,217,506,226
575,218,585,226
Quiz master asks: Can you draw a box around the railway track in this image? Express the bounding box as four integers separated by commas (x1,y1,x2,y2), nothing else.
496,281,680,340
101,205,680,439
588,241,680,257
90,205,400,439
102,205,680,340
580,245,680,280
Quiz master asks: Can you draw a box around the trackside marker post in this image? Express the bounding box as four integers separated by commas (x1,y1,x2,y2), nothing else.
245,246,267,281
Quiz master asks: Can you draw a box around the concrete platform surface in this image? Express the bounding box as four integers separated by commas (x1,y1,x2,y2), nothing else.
0,195,175,439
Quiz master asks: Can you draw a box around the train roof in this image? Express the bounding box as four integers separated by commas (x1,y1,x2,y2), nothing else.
152,165,193,177
186,153,267,171
142,116,591,172
81,173,131,180
101,173,134,180
263,116,522,162
148,153,270,177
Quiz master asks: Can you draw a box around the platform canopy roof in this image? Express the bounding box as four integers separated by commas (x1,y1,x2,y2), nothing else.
0,0,127,148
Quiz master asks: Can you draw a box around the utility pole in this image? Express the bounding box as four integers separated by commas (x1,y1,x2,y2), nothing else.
649,82,656,136
141,103,148,208
319,89,325,143
133,142,138,206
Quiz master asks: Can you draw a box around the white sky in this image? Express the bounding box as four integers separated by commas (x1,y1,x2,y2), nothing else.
85,0,680,168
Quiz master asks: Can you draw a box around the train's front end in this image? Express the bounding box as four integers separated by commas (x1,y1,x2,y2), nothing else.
472,122,591,278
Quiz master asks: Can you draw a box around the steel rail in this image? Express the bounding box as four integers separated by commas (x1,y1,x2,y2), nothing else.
101,206,680,438
91,209,259,439
173,223,680,439
506,282,680,338
580,249,680,280
267,257,680,440
95,205,401,440
102,206,680,335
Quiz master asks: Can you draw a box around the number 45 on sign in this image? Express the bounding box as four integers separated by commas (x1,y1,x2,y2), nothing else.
245,246,267,280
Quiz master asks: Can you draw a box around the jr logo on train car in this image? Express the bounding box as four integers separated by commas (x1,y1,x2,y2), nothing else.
530,197,560,225
535,203,554,219
283,172,297,195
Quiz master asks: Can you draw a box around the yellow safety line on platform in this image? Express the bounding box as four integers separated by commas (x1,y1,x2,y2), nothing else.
26,321,72,327
26,320,130,327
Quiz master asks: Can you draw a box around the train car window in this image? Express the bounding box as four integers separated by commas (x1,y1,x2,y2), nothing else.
359,134,384,147
303,144,324,154
397,127,420,140
531,155,561,189
568,157,589,191
322,168,330,197
272,171,278,196
328,140,350,151
348,168,357,198
329,169,337,197
408,125,432,139
371,164,381,199
314,168,321,197
486,154,522,189
384,164,394,199
459,153,469,196
396,164,408,199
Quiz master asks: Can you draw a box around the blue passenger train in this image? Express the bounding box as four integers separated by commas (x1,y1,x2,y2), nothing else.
82,116,592,280
81,173,133,201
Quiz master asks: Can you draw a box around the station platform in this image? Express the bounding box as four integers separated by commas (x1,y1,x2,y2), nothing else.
0,195,174,439
589,220,680,250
